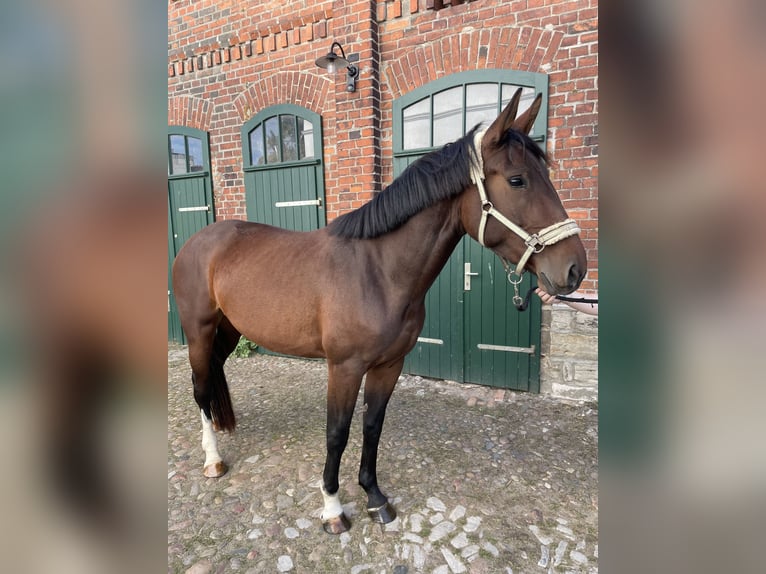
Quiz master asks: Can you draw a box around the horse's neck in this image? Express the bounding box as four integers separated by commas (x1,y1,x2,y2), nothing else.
373,198,465,300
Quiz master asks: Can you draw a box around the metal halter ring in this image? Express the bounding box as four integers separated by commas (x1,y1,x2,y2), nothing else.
481,200,494,212
507,269,524,285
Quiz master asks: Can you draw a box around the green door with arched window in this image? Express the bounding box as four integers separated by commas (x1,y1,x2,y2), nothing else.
241,104,325,231
168,126,215,343
395,70,548,391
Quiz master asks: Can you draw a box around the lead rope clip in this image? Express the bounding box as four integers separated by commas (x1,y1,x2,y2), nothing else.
508,271,524,307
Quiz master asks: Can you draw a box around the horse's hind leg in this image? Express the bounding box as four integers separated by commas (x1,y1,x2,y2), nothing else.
358,358,404,524
321,361,365,534
188,315,240,478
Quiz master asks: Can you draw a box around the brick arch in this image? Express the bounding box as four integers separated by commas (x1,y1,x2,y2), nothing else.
232,71,332,122
168,95,213,132
384,26,564,99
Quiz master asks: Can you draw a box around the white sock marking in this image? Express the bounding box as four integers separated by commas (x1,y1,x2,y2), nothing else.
320,485,344,520
200,410,222,467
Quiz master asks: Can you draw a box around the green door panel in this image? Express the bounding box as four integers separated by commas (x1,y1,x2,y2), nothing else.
245,162,322,231
168,126,215,344
463,239,541,391
168,175,213,251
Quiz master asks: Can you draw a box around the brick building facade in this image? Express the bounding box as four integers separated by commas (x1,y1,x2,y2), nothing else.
168,0,598,399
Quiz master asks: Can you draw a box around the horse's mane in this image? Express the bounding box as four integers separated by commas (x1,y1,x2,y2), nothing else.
327,127,480,240
328,126,548,240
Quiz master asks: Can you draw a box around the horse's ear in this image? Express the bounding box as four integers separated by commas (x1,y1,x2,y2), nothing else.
512,93,542,135
482,87,523,149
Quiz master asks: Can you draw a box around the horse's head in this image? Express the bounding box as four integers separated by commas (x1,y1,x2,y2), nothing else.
462,88,587,296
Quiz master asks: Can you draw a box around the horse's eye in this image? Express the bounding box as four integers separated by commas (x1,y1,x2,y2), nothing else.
509,176,526,188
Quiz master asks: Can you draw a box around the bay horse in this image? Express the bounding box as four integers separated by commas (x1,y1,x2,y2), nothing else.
172,89,586,534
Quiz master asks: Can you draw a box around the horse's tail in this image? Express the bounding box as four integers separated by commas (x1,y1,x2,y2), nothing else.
208,327,237,432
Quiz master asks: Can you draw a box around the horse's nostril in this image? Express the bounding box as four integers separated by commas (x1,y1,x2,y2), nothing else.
567,262,582,290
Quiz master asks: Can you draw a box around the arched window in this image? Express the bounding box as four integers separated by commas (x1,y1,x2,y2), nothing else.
394,69,548,167
246,112,316,166
168,131,206,174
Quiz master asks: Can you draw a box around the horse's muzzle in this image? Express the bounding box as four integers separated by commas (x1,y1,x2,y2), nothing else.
539,259,585,296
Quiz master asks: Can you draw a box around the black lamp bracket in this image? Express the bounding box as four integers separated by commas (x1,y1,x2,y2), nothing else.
345,53,359,92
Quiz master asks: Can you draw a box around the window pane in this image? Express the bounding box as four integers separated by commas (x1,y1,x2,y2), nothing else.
187,136,204,172
249,125,265,165
465,83,499,130
280,115,298,162
433,86,463,146
501,84,537,136
264,116,280,163
169,134,187,175
298,118,314,159
402,97,430,150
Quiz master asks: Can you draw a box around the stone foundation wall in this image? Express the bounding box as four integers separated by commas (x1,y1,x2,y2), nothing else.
540,303,598,402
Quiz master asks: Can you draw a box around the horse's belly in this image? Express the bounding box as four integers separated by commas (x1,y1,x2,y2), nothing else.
222,300,325,359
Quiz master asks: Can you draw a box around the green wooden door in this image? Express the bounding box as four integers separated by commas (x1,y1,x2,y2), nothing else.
168,127,215,343
396,71,547,391
241,104,325,232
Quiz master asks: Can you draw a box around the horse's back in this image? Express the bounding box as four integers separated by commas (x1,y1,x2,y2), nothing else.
175,219,258,256
173,219,279,277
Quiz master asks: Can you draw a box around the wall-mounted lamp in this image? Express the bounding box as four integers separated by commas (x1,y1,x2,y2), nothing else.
315,41,359,93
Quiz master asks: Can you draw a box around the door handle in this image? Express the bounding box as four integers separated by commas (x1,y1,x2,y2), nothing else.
178,205,210,212
274,199,322,207
464,262,479,291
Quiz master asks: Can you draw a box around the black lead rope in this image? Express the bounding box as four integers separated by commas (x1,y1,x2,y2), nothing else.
555,294,599,304
513,285,599,311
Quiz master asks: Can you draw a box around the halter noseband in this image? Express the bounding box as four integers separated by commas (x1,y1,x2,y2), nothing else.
469,129,581,306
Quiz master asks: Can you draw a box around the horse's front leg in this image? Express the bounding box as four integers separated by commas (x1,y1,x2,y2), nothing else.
321,361,364,534
358,358,403,524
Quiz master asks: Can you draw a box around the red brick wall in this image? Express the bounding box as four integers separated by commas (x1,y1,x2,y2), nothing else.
168,0,598,292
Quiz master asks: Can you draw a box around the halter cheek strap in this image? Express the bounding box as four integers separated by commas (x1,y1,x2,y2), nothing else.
469,129,581,279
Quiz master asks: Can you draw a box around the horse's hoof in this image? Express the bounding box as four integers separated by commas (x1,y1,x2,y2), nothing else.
322,513,351,534
203,461,228,478
368,501,397,524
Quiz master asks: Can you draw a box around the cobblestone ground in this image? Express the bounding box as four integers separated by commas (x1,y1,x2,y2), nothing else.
168,345,598,573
